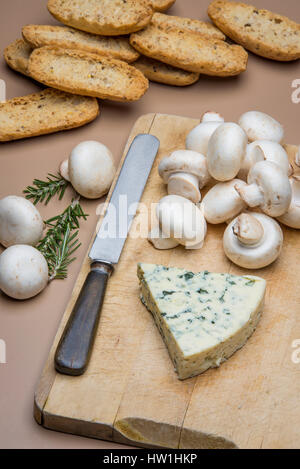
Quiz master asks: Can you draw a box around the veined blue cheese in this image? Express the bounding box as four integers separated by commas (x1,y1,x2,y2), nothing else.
137,263,266,380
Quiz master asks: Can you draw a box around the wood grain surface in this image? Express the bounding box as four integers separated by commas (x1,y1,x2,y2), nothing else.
35,113,300,449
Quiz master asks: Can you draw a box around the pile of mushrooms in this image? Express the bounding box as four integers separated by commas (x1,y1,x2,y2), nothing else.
0,140,116,300
150,110,299,270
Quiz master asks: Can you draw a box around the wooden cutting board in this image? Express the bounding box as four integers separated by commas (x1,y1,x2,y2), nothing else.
34,113,300,449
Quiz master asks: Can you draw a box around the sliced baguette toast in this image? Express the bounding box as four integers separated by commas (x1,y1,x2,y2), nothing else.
130,24,248,76
152,12,225,40
0,88,99,142
22,25,139,63
134,56,199,86
151,0,176,12
28,47,149,102
4,39,32,76
47,0,153,36
208,0,300,61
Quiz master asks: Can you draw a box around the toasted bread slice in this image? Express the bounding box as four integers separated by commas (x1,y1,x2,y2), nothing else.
47,0,153,36
4,39,32,76
130,24,248,76
28,47,149,102
134,56,199,86
22,25,139,63
151,0,176,12
208,0,300,61
152,12,225,40
0,88,99,142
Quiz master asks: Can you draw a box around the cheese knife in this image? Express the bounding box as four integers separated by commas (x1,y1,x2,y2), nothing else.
54,134,160,376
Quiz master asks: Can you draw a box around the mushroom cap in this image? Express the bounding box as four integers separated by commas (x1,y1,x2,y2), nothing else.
158,150,210,186
251,140,291,175
201,179,247,224
69,141,116,199
277,176,300,229
201,111,225,123
224,212,283,269
207,123,248,181
157,195,207,248
247,161,292,217
0,196,44,248
0,245,48,300
238,111,284,143
186,121,222,155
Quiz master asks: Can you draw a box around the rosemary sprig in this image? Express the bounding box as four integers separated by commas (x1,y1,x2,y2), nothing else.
37,198,89,280
47,225,81,281
24,173,68,205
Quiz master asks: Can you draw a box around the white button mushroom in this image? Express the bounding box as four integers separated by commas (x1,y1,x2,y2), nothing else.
206,123,248,181
238,111,284,143
201,179,247,224
223,212,283,269
277,176,300,229
186,121,222,156
157,195,207,249
235,161,292,217
0,196,44,248
0,245,48,300
62,141,116,199
239,140,292,180
148,225,180,250
200,111,225,123
158,150,210,203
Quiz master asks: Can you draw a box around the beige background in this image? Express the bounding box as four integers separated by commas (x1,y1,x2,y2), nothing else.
0,0,299,449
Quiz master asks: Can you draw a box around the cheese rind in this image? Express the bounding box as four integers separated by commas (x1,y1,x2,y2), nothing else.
138,263,266,380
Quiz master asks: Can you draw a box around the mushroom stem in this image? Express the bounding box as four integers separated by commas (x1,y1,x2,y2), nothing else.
168,172,201,203
59,159,70,182
235,183,264,208
148,225,179,250
293,174,300,183
233,214,264,246
288,164,294,177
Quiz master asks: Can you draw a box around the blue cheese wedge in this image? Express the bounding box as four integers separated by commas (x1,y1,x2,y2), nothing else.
137,263,266,380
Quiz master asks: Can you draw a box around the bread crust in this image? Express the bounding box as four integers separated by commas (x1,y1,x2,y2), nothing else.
28,47,149,102
22,25,139,63
208,0,300,62
152,12,225,40
0,88,99,142
4,39,32,76
47,0,153,36
134,56,199,86
130,24,248,76
151,0,176,12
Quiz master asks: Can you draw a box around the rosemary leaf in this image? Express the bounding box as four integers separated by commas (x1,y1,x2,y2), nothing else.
47,226,81,281
37,199,88,280
24,173,68,205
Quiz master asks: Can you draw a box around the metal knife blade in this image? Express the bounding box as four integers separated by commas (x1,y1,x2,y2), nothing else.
54,133,160,376
89,133,160,264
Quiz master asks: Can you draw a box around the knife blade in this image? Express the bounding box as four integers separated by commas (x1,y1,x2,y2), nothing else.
54,134,160,376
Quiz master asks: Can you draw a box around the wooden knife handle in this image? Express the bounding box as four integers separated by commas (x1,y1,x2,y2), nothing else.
54,261,114,376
